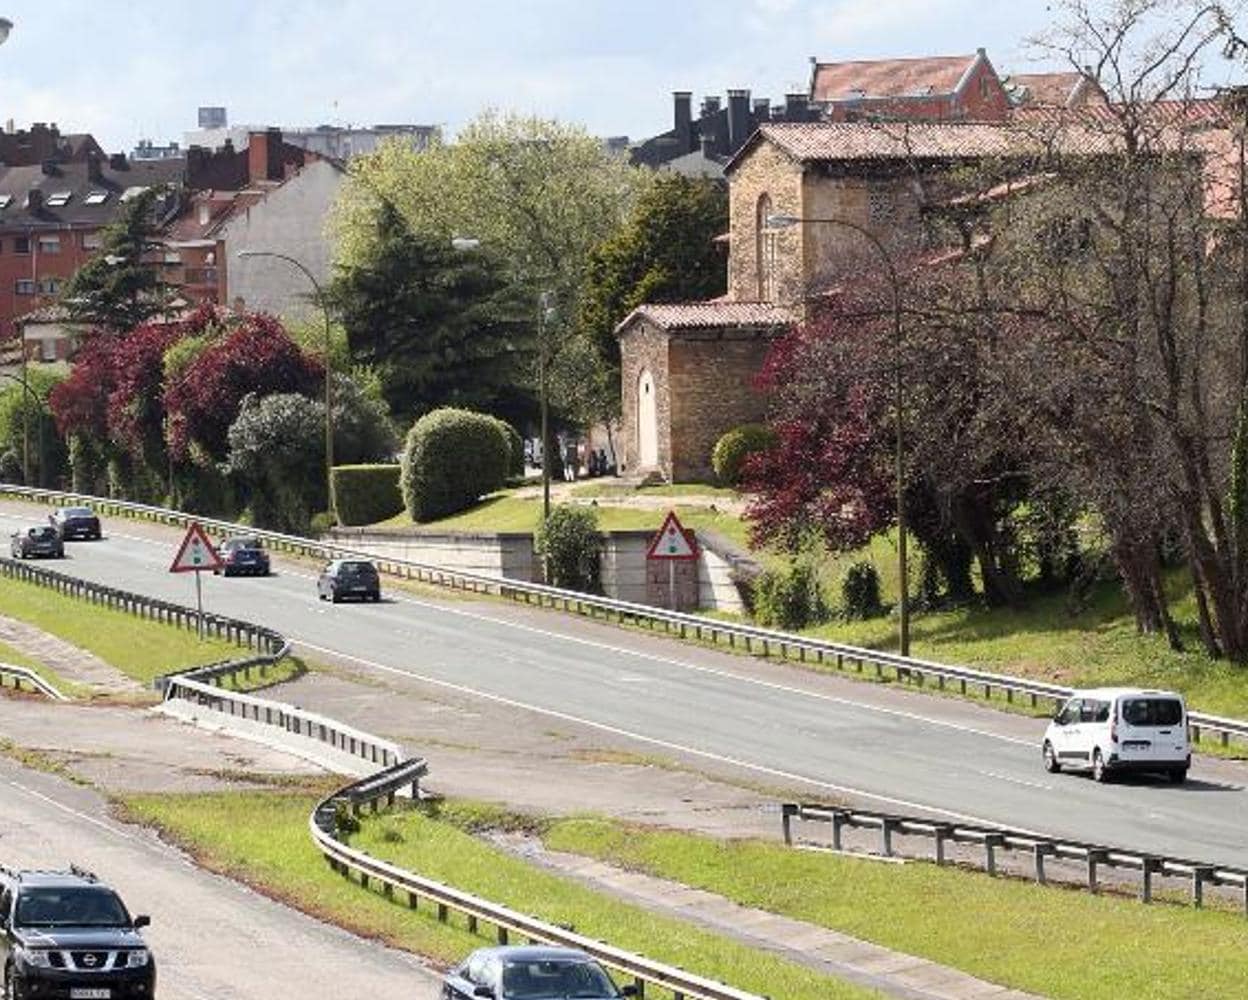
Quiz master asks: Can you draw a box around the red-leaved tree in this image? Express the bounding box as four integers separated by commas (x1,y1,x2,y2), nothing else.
164,312,323,463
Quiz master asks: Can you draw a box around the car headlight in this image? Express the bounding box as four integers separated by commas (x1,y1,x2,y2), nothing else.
127,949,150,968
17,946,53,968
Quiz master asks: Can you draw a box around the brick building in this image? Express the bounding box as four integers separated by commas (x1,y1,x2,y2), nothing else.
808,51,1011,122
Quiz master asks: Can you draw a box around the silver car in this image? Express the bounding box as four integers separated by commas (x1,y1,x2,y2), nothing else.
10,525,65,559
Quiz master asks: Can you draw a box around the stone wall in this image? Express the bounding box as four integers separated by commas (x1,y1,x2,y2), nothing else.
668,329,775,482
726,140,804,303
325,527,539,582
617,318,671,476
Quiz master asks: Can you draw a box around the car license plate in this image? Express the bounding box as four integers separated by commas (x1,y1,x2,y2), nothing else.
71,990,111,999
1123,740,1151,749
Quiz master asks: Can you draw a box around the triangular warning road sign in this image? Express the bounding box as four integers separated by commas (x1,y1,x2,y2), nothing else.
646,510,698,561
170,522,223,573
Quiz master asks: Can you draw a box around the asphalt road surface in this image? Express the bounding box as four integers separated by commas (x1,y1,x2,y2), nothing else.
0,756,438,999
4,502,1248,869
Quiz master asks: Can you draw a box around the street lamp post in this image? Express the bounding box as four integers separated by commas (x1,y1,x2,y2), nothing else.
235,250,335,519
537,291,558,520
765,212,910,657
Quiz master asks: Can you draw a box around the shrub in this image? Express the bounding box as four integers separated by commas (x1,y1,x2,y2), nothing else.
841,561,884,620
537,505,601,592
400,407,510,522
489,417,525,478
333,464,403,526
711,423,776,486
752,561,828,630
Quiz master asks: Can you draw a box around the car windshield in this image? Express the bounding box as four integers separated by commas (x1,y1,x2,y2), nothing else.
501,959,618,999
15,887,129,928
1121,698,1183,727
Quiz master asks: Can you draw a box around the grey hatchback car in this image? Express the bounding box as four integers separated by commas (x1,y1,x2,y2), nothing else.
316,559,381,603
443,946,635,1000
10,524,65,559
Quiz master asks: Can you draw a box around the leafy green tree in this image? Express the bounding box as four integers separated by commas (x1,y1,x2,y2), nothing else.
577,174,728,419
0,368,67,486
332,111,645,424
224,392,325,533
60,188,171,330
329,204,534,424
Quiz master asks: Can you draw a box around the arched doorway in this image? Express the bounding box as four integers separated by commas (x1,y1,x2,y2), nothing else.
638,368,658,469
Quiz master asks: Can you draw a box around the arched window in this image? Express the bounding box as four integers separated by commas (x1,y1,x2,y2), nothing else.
637,369,658,469
755,193,774,301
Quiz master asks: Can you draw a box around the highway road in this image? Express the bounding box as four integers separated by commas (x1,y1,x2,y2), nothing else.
4,501,1248,868
0,755,438,999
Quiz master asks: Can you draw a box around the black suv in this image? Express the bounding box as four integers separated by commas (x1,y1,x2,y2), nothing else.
0,865,156,999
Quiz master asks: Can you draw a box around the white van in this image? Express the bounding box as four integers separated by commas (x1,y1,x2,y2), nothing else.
1042,688,1190,783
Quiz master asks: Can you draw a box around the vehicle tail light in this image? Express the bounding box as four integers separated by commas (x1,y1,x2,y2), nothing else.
1110,704,1118,744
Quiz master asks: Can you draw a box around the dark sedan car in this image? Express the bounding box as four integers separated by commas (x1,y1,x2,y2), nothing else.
444,946,635,1000
10,525,64,559
49,505,101,541
316,559,381,603
215,536,271,577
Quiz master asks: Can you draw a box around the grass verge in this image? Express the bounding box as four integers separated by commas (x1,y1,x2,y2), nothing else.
0,576,246,685
119,790,876,1000
536,815,1248,1000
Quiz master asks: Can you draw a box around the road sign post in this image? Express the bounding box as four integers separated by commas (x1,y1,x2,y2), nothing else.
645,510,698,612
169,523,223,639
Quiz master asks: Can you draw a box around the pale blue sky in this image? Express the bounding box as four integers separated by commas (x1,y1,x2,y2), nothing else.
0,0,1238,153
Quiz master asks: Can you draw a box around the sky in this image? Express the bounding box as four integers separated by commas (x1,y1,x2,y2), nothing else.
0,0,1240,154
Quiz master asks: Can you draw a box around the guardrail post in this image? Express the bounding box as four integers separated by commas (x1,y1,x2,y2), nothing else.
984,833,1004,876
781,803,796,846
1193,866,1214,908
1140,857,1159,903
931,824,952,866
1033,843,1055,884
632,978,644,998
494,924,506,943
880,817,897,857
831,810,846,852
1086,849,1107,894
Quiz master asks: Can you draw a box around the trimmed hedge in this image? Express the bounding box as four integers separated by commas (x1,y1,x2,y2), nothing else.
537,504,601,592
711,423,776,486
332,464,403,526
401,408,510,522
490,417,525,478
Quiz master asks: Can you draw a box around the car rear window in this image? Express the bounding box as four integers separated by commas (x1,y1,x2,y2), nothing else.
31,527,56,539
63,508,93,518
1121,698,1183,727
341,562,376,574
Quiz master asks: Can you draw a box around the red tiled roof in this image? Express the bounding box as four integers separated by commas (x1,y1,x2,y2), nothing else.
733,121,1114,169
616,301,796,334
811,54,978,102
1004,72,1092,107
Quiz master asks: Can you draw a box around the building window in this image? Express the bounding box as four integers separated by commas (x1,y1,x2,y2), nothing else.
40,338,57,362
14,236,30,254
37,236,60,254
755,193,775,301
36,278,60,294
80,231,102,250
14,279,34,295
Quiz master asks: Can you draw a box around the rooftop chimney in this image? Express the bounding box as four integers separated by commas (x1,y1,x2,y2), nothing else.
727,89,751,153
701,95,721,118
673,91,693,154
25,189,42,212
752,97,771,123
108,152,128,170
248,128,285,184
86,150,103,183
784,93,810,120
700,132,716,159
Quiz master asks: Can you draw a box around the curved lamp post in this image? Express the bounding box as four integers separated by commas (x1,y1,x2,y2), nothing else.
235,250,335,518
765,212,910,657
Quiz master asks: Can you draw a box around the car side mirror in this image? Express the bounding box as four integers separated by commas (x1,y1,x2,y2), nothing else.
133,914,150,929
472,987,495,999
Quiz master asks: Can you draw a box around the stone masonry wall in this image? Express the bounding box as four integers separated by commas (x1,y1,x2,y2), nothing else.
668,330,775,482
618,318,670,476
727,141,805,303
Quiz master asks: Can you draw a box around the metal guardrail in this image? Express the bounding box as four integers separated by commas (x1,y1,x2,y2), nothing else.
783,802,1248,913
0,661,66,700
313,766,768,1000
4,484,1247,751
1,552,766,996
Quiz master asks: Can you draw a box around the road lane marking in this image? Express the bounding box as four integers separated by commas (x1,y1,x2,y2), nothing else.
976,769,1054,792
3,779,138,841
294,638,1051,834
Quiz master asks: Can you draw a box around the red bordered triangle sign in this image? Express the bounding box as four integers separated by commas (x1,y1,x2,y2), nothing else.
170,522,223,573
646,510,698,561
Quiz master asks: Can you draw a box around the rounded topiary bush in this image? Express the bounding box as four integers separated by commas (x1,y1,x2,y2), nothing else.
489,417,525,479
536,504,601,592
401,408,510,522
332,464,403,526
711,423,776,486
752,561,828,630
